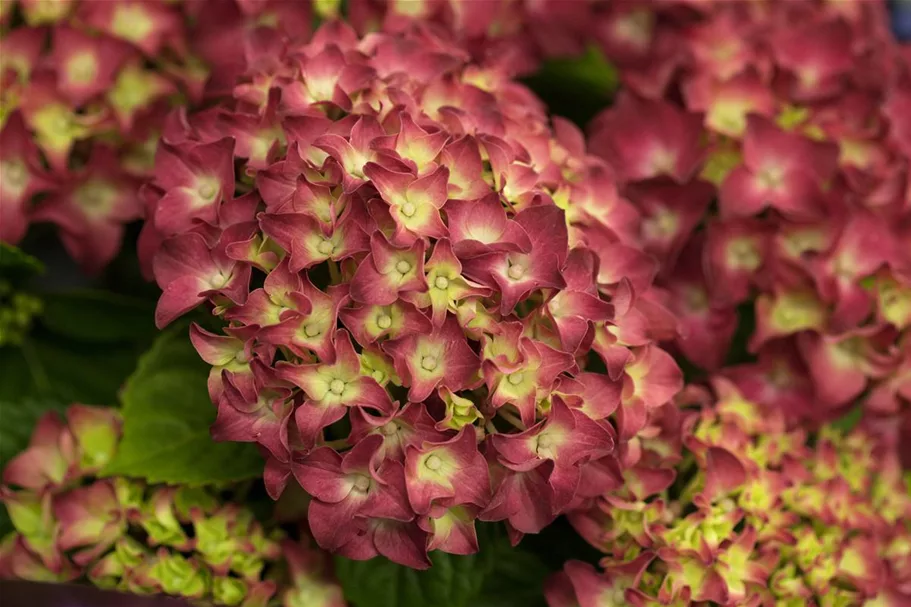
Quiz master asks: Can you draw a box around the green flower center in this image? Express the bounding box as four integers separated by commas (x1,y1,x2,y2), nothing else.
421,356,438,371
317,239,335,255
424,454,442,471
329,379,346,395
401,201,416,217
507,372,524,385
507,264,525,280
434,276,450,290
352,475,370,492
376,314,392,329
395,260,412,274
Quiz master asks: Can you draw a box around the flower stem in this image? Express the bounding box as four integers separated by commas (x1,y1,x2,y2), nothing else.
327,260,341,284
497,408,525,430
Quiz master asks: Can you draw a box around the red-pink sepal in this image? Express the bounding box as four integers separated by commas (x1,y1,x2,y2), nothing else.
719,115,838,219
374,112,450,176
461,204,568,314
544,248,615,355
278,328,394,415
152,232,251,328
336,517,432,570
621,345,683,414
627,179,714,269
364,163,449,244
256,279,348,361
797,327,897,407
0,112,54,244
682,68,776,138
51,26,132,106
554,373,622,422
151,137,236,236
260,208,370,273
438,136,491,200
340,300,432,348
484,338,574,427
403,428,490,515
211,360,295,462
281,44,374,112
722,343,819,425
384,315,482,403
705,217,770,306
866,337,911,416
480,457,556,535
445,194,532,259
280,538,347,607
313,115,384,193
771,19,854,102
3,411,78,492
53,480,125,567
589,92,705,185
544,556,655,607
350,232,427,305
663,239,737,371
31,146,142,275
812,209,893,330
224,257,311,330
78,0,182,56
295,435,412,551
491,397,614,513
348,403,444,462
419,503,481,556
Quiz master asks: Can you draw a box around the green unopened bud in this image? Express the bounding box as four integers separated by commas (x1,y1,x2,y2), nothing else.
2,490,53,539
194,513,237,572
140,489,190,549
174,487,218,522
147,552,211,599
0,284,42,347
67,405,122,473
212,576,247,606
313,0,341,18
114,478,145,513
440,389,482,430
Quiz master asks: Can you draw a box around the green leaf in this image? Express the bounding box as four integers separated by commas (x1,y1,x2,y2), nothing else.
334,524,549,607
39,290,156,343
830,404,864,433
102,325,263,486
523,46,619,127
0,398,69,534
0,328,150,405
0,242,44,285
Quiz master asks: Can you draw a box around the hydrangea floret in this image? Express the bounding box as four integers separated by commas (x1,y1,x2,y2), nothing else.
141,20,682,567
0,404,346,607
547,380,911,607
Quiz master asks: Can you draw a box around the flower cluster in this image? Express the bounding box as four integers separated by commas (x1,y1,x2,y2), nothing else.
587,0,911,428
548,380,911,606
141,20,682,567
343,0,596,75
0,404,346,607
0,0,211,272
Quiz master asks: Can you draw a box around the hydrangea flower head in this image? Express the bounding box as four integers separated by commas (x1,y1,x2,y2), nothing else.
142,20,681,567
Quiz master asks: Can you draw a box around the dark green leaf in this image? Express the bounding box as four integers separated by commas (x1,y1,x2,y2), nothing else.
334,524,549,607
830,404,864,433
0,329,149,406
39,290,156,343
101,325,263,485
523,46,619,128
0,242,44,285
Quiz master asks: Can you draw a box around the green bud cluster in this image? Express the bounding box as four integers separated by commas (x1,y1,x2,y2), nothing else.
0,280,42,346
0,404,345,607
